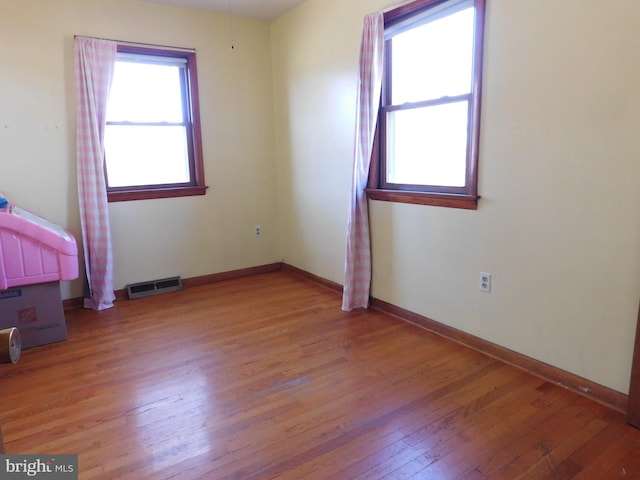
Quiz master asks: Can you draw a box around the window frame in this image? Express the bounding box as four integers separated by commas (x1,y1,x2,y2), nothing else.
367,0,486,210
105,44,207,202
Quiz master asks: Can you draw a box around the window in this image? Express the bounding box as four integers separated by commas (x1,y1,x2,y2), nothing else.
368,0,485,209
104,44,206,202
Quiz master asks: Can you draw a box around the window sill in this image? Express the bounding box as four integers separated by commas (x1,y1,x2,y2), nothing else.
107,185,208,202
366,189,479,210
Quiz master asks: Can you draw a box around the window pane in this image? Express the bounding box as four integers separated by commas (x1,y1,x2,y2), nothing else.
105,125,190,187
391,7,474,104
107,61,184,123
386,102,468,187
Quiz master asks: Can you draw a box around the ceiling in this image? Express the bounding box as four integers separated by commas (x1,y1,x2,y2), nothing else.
141,0,307,21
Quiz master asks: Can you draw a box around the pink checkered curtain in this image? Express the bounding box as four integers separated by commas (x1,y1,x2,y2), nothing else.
342,12,384,311
74,36,117,310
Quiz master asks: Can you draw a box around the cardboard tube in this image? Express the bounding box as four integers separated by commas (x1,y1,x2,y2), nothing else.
0,327,21,364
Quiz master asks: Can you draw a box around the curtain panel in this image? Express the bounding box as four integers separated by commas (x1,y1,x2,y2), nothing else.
74,36,117,310
342,12,385,311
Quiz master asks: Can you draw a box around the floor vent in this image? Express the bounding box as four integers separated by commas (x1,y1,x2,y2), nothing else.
126,276,183,300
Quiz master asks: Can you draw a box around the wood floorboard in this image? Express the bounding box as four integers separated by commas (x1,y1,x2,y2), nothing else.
1,271,640,479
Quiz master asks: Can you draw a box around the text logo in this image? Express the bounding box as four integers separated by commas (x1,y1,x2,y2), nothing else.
0,455,78,479
0,290,21,300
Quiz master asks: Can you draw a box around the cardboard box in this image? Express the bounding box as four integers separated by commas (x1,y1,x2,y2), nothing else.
0,282,67,349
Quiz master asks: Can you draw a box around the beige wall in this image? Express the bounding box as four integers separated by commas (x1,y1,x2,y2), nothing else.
0,0,281,299
271,0,640,394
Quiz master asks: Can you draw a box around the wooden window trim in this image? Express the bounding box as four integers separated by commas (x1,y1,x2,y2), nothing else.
367,0,485,211
106,44,207,202
367,189,479,209
107,185,208,202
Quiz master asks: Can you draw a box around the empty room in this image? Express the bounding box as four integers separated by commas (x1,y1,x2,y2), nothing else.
1,0,640,478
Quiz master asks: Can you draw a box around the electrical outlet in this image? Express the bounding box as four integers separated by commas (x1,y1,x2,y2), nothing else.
479,272,491,293
254,225,262,238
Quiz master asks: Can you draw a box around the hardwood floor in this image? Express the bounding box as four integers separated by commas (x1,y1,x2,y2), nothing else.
1,271,640,479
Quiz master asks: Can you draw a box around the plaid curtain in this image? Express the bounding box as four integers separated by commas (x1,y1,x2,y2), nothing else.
74,36,117,310
342,12,384,311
